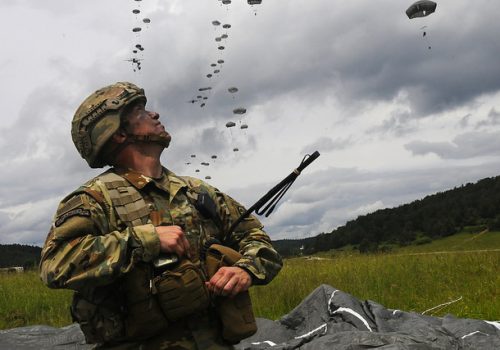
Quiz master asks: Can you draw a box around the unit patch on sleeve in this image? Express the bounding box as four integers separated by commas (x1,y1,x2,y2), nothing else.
55,208,91,227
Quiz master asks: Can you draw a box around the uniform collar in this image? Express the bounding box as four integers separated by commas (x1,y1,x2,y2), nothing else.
114,167,188,201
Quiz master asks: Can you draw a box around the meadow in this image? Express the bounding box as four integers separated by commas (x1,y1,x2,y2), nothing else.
0,231,498,330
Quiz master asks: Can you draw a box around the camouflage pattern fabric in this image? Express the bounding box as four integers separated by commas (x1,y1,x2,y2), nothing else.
40,167,282,347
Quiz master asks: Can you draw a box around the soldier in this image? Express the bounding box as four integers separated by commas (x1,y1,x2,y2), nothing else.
39,82,282,349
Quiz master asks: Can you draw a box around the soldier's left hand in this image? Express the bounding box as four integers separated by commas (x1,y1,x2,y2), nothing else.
206,266,252,298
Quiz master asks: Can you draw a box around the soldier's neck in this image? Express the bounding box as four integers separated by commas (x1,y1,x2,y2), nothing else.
114,147,164,178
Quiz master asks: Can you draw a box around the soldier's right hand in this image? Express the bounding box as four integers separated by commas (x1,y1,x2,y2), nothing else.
155,225,191,258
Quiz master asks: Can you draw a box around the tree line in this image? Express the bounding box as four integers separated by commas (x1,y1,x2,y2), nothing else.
273,175,500,257
0,244,41,269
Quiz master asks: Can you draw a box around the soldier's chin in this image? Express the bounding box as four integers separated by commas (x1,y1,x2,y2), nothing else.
159,132,171,148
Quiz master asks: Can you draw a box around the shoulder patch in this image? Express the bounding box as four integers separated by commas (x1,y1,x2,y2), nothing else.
56,195,85,216
55,208,91,227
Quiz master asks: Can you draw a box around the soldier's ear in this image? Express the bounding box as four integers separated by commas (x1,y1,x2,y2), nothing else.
112,129,128,144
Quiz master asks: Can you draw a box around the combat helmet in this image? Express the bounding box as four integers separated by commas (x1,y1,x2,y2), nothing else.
71,82,146,168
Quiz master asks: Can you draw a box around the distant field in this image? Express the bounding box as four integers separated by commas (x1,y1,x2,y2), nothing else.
251,231,500,321
1,231,499,330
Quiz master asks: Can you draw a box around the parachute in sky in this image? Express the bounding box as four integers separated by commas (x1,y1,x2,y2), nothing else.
248,0,262,4
226,121,236,128
191,154,196,158
211,63,217,67
406,1,437,50
233,108,247,115
199,87,212,91
205,176,212,180
241,124,248,129
132,27,142,32
206,74,213,78
223,24,231,29
212,20,221,26
132,9,140,14
214,69,220,74
228,87,239,93
222,0,232,5
143,18,151,24
211,155,218,159
218,46,225,50
233,148,239,152
221,34,228,39
405,1,437,19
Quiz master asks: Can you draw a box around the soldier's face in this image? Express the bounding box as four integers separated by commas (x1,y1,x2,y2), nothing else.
124,101,171,142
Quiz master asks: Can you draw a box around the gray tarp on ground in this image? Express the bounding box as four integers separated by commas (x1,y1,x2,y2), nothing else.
1,285,499,350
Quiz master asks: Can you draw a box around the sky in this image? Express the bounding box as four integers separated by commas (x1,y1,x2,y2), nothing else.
1,0,500,245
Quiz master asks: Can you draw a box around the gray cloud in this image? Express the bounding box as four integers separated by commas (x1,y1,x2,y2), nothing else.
3,0,500,245
476,108,500,128
405,131,500,159
369,110,417,136
301,136,353,154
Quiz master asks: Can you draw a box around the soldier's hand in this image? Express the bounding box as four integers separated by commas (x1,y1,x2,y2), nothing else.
155,225,191,258
206,266,252,298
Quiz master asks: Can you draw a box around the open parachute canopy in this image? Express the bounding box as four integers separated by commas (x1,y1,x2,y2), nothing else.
233,107,247,115
228,87,238,93
406,1,437,19
132,27,142,32
226,121,236,128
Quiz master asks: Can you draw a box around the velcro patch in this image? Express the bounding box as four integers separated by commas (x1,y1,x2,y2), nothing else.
57,195,85,216
55,208,91,227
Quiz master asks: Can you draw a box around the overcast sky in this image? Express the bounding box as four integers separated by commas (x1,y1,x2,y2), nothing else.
1,0,500,245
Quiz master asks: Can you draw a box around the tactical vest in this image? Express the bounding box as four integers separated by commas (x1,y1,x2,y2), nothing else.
73,170,218,344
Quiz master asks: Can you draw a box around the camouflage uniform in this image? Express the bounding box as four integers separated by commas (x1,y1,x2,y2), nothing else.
40,167,282,349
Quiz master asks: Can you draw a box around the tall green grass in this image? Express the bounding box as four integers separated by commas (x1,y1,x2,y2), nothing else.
0,271,72,329
1,231,498,329
250,250,499,321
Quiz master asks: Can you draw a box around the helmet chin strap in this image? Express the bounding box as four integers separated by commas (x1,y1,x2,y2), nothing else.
126,132,171,148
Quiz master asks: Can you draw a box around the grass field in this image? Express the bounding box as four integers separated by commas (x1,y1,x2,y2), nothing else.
1,231,499,330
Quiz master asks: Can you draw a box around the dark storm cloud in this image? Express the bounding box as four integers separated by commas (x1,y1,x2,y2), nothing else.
198,1,500,118
405,131,500,159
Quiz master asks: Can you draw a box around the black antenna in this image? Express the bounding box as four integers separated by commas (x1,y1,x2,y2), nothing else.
223,151,320,243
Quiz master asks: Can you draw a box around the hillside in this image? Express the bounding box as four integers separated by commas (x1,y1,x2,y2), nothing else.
274,175,500,256
0,244,41,269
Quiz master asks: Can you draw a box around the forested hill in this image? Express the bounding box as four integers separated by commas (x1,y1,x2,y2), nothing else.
274,175,500,257
0,244,41,269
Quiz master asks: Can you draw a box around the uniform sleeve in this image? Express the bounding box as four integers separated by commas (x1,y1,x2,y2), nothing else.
39,189,160,292
215,190,283,285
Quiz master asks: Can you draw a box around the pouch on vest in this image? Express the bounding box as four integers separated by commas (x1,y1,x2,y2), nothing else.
153,258,210,321
205,244,257,344
122,262,169,340
70,288,125,344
